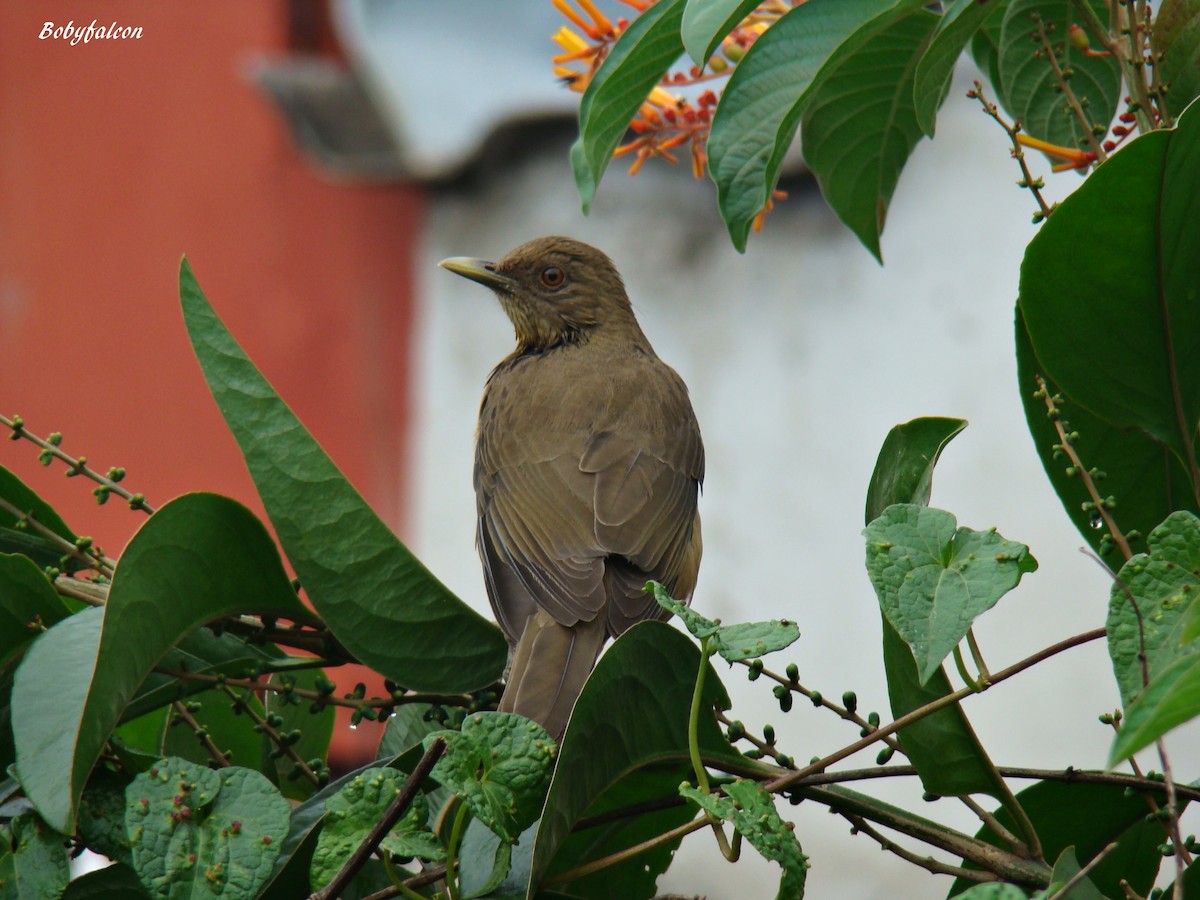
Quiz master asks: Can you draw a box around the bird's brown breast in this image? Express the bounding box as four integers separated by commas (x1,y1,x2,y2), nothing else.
475,343,703,642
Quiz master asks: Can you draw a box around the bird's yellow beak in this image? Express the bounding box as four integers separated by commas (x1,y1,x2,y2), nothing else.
439,257,516,291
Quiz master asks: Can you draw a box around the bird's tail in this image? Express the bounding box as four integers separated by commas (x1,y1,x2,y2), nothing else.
498,609,607,741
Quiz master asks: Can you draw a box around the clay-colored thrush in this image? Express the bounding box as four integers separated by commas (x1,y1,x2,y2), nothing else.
439,236,704,738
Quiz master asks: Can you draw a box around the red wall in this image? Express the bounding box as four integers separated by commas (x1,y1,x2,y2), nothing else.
0,2,423,767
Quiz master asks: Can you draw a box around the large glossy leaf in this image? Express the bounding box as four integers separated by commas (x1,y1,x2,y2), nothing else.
948,780,1165,896
801,9,936,260
527,621,756,898
865,418,1014,798
11,493,312,833
914,0,1004,136
997,0,1121,145
1015,310,1196,555
0,554,69,668
1107,511,1200,707
180,259,507,692
1019,102,1200,479
1153,0,1200,115
681,0,759,64
707,0,925,250
571,0,686,212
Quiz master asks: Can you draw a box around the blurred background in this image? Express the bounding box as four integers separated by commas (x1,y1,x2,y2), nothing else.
2,1,1194,896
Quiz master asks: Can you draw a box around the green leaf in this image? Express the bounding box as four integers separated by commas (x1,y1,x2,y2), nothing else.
681,0,759,64
0,554,69,668
126,759,289,899
257,759,386,900
648,581,799,660
866,418,1006,798
11,493,311,834
968,1,1009,94
1,813,69,900
571,0,686,212
1107,511,1200,707
1019,102,1200,470
648,583,721,639
1153,0,1200,116
529,621,753,898
426,712,556,844
78,768,135,868
948,780,1166,897
0,466,85,575
914,0,1001,136
865,504,1037,683
180,259,506,692
62,864,150,900
996,0,1121,145
801,9,937,260
680,779,808,899
949,886,1029,900
458,818,525,900
707,0,925,250
1016,310,1197,555
865,417,968,522
713,619,800,662
0,466,76,544
310,767,442,891
1110,653,1200,764
377,703,439,760
1187,592,1200,642
1042,846,1104,899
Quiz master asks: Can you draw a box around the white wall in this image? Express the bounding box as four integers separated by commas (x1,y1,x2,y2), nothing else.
408,69,1197,898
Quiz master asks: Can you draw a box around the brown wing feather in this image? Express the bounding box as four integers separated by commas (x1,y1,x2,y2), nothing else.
476,349,703,644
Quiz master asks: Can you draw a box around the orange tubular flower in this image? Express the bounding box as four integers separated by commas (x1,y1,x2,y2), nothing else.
1014,132,1097,172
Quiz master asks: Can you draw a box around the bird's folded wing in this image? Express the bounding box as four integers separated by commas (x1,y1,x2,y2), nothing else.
477,422,701,636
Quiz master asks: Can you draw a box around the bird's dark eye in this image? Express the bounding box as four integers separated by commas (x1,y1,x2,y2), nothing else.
540,266,565,290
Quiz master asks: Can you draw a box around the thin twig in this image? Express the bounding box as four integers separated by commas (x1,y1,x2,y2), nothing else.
542,816,710,888
170,700,230,767
840,810,994,882
1,413,155,515
156,666,474,711
764,628,1107,795
1031,14,1107,162
960,795,1025,855
1036,377,1133,560
737,661,902,752
968,83,1055,220
0,495,111,576
310,737,447,900
219,683,321,788
1045,841,1118,899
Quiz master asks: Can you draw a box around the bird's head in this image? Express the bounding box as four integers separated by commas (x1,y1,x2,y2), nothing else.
440,236,642,353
